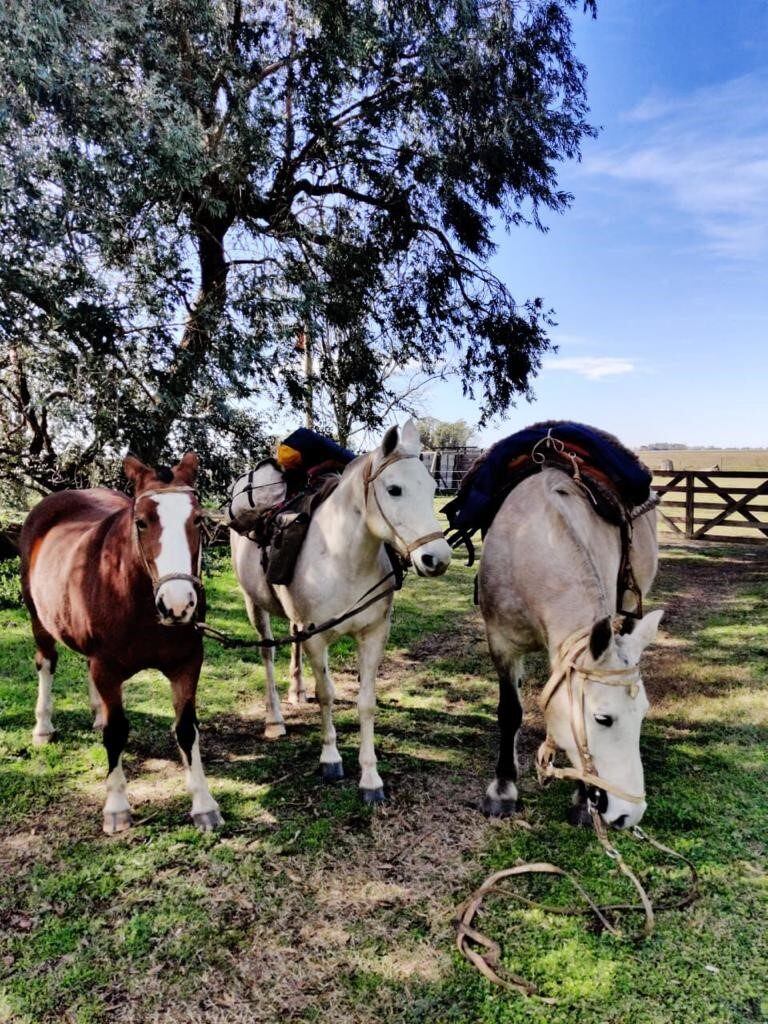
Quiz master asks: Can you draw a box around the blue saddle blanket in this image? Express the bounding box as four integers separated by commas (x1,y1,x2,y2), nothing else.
443,421,652,540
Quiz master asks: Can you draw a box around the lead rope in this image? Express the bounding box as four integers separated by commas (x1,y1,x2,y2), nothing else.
456,819,698,1001
457,624,699,999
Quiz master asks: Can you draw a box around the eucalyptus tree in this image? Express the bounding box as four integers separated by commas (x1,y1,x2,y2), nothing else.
0,0,596,493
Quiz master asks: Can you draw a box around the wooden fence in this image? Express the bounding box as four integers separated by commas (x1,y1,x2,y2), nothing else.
653,470,768,543
2,468,767,561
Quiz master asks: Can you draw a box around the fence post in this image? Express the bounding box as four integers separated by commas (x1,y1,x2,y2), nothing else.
685,472,695,539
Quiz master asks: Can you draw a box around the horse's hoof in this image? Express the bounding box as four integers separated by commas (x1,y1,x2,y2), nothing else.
567,802,593,828
32,730,55,747
360,786,386,805
320,761,344,782
193,808,224,832
287,691,308,707
92,717,105,731
482,796,521,818
103,810,133,835
264,722,287,740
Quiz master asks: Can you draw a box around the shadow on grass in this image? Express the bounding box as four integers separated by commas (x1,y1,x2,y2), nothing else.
1,543,766,1023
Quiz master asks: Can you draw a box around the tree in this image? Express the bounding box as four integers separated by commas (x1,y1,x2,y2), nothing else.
0,0,597,494
417,418,476,450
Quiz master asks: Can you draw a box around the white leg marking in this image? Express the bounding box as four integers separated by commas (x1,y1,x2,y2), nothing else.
32,658,55,744
255,608,286,739
357,625,388,793
103,756,133,834
104,757,131,814
310,647,341,766
485,777,519,802
183,730,221,822
88,677,106,730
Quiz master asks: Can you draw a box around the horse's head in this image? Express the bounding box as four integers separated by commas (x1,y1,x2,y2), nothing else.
543,609,664,829
364,420,452,577
124,452,204,625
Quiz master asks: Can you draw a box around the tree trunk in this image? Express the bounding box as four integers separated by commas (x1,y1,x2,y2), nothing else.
126,214,231,461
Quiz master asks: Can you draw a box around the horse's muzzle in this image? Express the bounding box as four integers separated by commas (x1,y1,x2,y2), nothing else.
412,540,452,578
156,581,198,625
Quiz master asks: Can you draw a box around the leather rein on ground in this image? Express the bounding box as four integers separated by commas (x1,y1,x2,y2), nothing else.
457,626,699,999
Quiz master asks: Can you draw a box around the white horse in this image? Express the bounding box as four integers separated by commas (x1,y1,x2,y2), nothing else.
228,459,305,708
478,468,663,830
231,420,452,801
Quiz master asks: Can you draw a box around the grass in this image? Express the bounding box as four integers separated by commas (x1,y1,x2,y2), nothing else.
0,535,767,1024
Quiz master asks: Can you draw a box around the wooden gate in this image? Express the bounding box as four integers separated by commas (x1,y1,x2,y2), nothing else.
653,470,768,542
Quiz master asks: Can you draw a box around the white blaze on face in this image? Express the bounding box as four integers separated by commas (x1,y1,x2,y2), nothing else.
154,492,197,623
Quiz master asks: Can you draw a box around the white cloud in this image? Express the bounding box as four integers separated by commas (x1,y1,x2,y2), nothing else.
586,72,768,259
542,356,636,380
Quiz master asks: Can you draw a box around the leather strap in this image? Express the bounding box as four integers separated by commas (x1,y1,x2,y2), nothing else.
536,625,646,804
133,486,203,601
362,452,445,557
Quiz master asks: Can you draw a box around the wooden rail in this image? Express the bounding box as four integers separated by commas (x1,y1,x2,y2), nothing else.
653,470,768,543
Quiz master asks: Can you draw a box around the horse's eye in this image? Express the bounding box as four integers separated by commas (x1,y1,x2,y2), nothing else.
387,485,402,497
135,518,148,531
594,714,614,727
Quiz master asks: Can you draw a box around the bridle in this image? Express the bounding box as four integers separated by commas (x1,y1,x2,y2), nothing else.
535,622,646,806
133,485,204,604
362,452,445,559
457,621,700,994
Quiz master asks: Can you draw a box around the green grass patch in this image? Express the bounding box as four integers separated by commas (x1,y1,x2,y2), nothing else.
0,541,766,1022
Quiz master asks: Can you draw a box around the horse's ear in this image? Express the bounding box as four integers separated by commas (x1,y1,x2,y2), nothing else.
399,418,420,455
622,608,664,659
173,451,199,485
123,454,152,492
381,425,399,457
589,616,613,661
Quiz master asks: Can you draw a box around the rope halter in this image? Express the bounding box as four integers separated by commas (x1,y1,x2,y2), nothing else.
536,624,646,805
133,485,204,601
362,452,445,559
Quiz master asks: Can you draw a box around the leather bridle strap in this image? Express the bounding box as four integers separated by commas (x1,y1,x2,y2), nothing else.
362,452,445,557
456,812,699,997
536,626,646,805
133,485,204,596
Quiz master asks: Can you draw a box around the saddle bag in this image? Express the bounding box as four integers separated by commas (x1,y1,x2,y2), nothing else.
265,511,312,586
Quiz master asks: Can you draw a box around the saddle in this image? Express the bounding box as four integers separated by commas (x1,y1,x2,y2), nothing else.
253,472,342,586
229,429,356,587
443,421,657,616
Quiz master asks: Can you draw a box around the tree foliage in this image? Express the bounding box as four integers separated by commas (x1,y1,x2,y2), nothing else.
0,0,596,494
416,417,476,450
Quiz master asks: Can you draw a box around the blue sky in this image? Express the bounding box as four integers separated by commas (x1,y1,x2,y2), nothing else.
423,0,768,449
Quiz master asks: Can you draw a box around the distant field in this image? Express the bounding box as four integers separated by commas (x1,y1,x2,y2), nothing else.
637,449,768,471
632,454,768,542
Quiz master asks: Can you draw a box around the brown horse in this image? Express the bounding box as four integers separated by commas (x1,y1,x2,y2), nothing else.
19,452,223,834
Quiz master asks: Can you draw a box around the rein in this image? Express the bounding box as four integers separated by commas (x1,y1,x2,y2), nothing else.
456,819,699,1001
457,623,699,998
195,564,402,650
